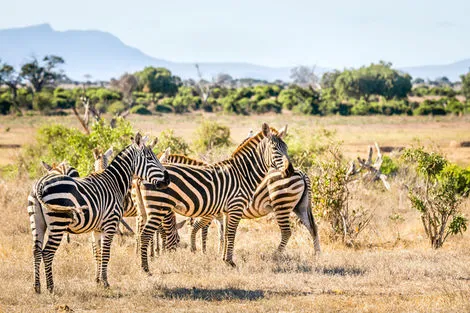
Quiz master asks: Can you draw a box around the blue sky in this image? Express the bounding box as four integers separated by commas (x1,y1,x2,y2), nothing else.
1,0,469,68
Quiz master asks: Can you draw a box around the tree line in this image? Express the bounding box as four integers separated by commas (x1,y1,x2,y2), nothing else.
1,56,469,116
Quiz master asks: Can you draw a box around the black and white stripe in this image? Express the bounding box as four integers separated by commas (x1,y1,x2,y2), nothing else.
28,133,169,293
137,123,294,272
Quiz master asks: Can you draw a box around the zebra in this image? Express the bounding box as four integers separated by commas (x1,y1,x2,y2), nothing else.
190,169,321,255
92,147,185,256
137,123,293,273
28,133,170,293
159,136,321,255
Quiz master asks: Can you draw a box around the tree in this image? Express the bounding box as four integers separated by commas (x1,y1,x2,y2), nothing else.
334,62,412,100
110,73,138,107
413,77,425,85
0,61,23,114
214,73,233,87
461,69,470,100
403,148,468,249
20,55,65,92
135,67,181,101
321,70,341,89
290,66,319,89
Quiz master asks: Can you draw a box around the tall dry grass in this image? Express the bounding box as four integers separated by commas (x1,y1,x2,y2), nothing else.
1,114,470,312
0,176,469,312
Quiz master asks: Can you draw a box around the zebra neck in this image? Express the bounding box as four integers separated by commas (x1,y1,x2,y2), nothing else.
101,145,135,198
231,145,269,194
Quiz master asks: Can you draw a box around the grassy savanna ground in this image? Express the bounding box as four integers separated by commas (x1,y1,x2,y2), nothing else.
0,114,470,312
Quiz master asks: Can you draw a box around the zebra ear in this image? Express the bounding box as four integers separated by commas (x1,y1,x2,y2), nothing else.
262,123,271,137
159,147,170,162
247,129,254,138
104,147,113,159
41,160,52,171
92,148,100,160
278,125,288,138
149,137,158,149
134,132,142,147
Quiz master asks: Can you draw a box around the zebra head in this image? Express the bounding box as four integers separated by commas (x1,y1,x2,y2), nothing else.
261,123,294,178
133,133,170,189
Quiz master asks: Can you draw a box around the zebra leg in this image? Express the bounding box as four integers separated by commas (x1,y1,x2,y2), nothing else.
99,224,118,288
215,215,225,255
190,216,213,253
135,216,142,255
140,220,161,274
154,229,160,256
274,210,292,253
28,199,46,294
42,232,65,293
150,231,155,258
159,226,166,251
222,212,242,267
201,225,209,254
92,231,102,283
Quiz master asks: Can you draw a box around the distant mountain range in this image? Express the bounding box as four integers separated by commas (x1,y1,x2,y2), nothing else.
1,24,468,82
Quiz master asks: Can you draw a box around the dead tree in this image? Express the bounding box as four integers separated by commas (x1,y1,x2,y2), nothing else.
355,143,391,190
195,64,212,106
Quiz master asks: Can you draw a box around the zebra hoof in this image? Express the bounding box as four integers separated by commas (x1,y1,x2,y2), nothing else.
102,281,110,289
224,260,237,268
47,286,54,294
34,285,41,294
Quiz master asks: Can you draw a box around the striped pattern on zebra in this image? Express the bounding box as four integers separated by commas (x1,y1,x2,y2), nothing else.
28,133,170,293
92,147,183,256
160,142,321,255
137,123,293,272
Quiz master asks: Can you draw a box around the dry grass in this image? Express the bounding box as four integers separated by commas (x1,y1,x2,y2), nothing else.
0,114,470,312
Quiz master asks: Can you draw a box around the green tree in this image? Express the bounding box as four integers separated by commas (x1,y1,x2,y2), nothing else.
135,67,181,102
20,55,65,92
0,61,23,114
461,69,470,100
402,148,468,249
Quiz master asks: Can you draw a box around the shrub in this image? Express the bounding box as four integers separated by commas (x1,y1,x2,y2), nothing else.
311,143,372,245
253,99,282,114
284,127,335,171
402,148,468,248
380,155,399,176
107,101,126,115
193,120,231,152
33,91,56,113
130,104,152,115
153,129,190,155
15,118,134,178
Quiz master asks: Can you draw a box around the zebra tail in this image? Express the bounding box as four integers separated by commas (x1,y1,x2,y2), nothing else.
293,175,321,254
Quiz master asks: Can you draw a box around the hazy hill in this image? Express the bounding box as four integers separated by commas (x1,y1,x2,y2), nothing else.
0,24,303,81
0,24,468,81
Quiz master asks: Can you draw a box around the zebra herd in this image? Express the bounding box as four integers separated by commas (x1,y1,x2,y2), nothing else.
28,123,321,293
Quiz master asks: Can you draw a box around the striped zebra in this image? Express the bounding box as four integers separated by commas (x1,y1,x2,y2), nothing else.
160,138,321,255
137,123,293,272
28,133,170,293
92,147,184,256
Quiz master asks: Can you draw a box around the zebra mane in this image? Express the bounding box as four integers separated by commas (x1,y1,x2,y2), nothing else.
166,154,208,166
230,127,279,158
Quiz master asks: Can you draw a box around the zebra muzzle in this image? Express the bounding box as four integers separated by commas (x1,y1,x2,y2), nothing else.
155,171,171,189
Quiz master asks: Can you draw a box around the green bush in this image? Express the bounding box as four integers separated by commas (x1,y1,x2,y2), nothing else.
108,101,126,115
130,104,152,115
33,91,56,114
14,118,134,178
253,99,282,114
193,120,231,152
284,127,335,170
153,129,190,155
402,147,468,248
380,155,399,176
